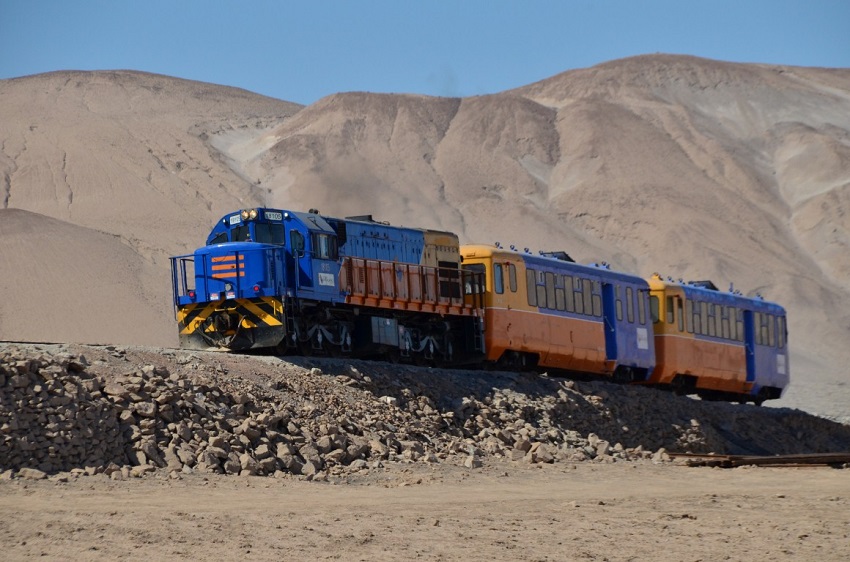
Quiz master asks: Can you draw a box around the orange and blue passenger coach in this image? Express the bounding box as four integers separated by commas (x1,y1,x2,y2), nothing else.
460,245,655,381
647,275,788,404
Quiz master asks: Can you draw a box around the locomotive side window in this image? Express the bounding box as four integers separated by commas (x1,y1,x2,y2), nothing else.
312,233,338,260
494,263,504,294
209,232,228,245
526,269,537,306
508,264,517,293
291,230,305,255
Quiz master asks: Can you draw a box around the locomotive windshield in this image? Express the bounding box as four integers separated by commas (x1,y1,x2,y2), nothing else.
232,225,251,242
254,222,285,245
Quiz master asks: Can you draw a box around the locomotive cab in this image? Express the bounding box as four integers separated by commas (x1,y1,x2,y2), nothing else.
201,208,341,302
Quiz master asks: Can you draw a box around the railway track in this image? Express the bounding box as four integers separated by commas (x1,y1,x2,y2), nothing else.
670,452,850,468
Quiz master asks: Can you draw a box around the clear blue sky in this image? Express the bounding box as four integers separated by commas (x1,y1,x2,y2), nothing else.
1,0,848,105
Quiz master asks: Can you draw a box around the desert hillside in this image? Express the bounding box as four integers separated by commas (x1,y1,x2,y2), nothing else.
1,56,849,420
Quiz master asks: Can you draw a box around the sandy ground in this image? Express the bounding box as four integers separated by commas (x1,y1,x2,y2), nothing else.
2,460,848,561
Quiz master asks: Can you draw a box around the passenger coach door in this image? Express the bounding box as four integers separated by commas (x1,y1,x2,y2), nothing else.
602,283,618,361
743,310,756,382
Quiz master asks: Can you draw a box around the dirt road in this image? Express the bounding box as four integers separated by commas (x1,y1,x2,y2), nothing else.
2,460,848,561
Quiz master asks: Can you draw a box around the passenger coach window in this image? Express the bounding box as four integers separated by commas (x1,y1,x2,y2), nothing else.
676,298,684,332
555,281,565,311
526,269,537,306
464,263,485,294
545,272,556,308
638,291,646,325
715,306,722,338
666,296,675,324
584,279,595,316
592,281,602,317
708,303,717,336
495,264,504,294
765,314,776,347
564,276,575,312
508,264,517,292
729,307,738,341
700,302,709,335
692,301,702,335
686,299,694,333
625,287,634,323
649,295,659,324
617,286,624,321
573,278,584,314
735,308,744,341
778,316,786,348
537,272,548,308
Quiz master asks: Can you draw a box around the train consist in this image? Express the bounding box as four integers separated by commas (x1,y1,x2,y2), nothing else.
171,208,789,405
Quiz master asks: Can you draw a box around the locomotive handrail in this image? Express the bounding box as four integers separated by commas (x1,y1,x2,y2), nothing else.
170,254,195,306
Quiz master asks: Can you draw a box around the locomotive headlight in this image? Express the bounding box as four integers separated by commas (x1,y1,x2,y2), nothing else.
248,209,258,219
241,210,249,220
225,282,233,291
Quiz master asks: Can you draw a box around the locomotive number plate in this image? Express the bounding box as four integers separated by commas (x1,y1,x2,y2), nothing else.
265,211,283,221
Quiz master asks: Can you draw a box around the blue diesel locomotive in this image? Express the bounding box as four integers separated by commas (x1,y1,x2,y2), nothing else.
171,208,485,364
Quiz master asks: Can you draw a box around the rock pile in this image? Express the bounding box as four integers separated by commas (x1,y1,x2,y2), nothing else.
2,343,850,480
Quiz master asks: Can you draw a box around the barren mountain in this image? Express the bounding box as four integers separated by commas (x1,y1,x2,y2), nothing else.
1,56,849,420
